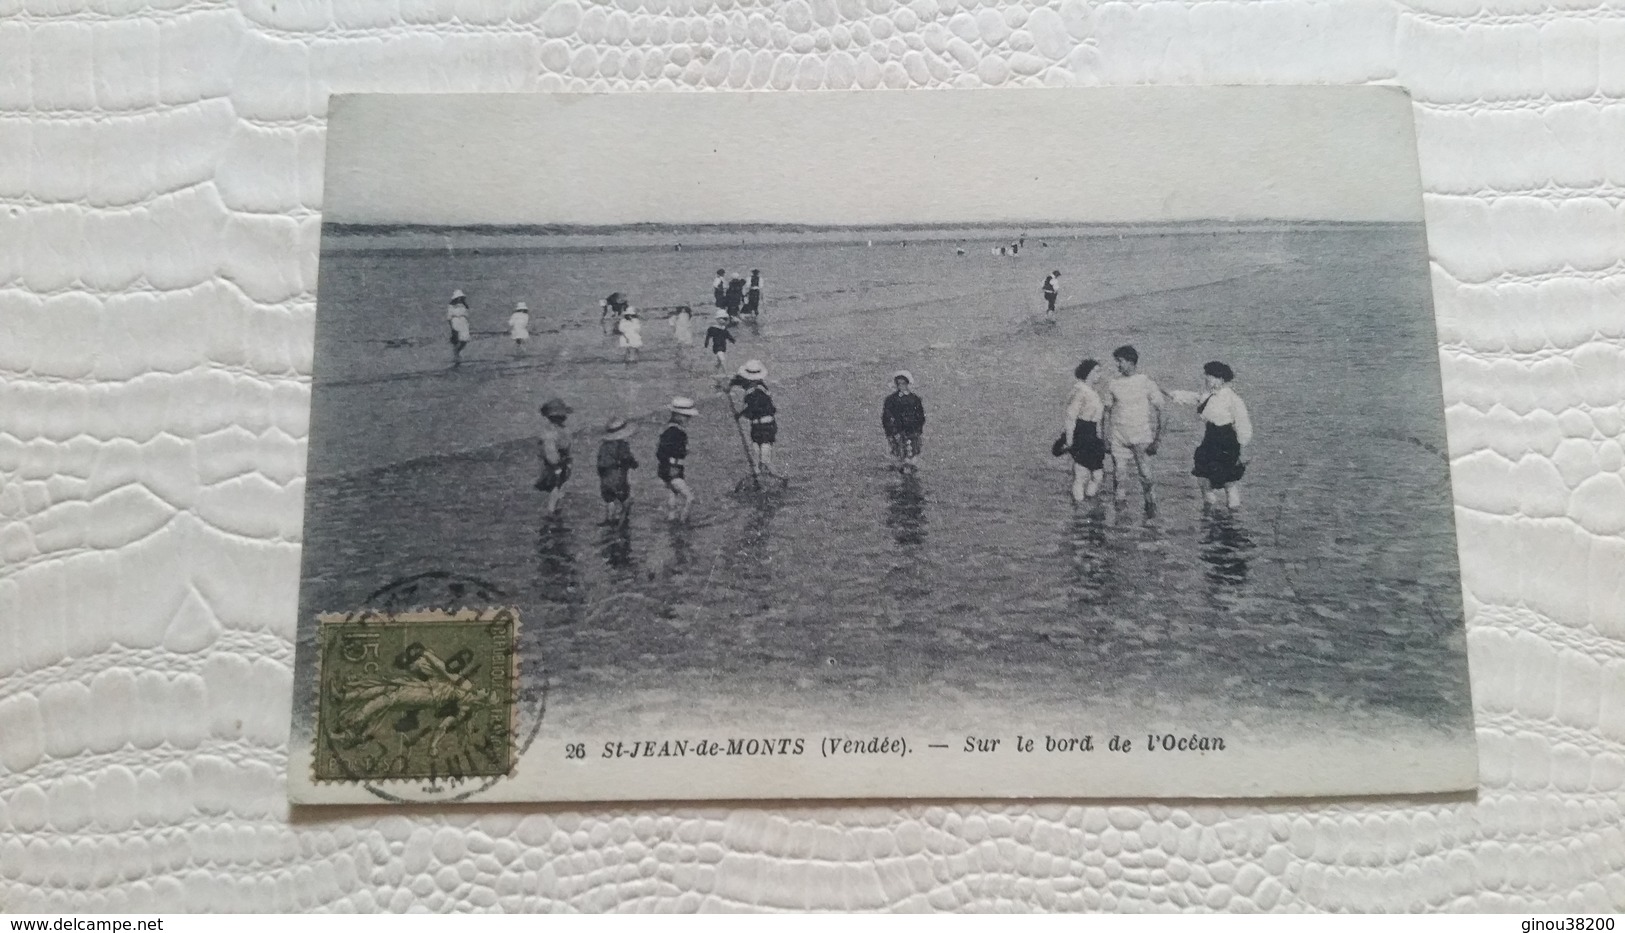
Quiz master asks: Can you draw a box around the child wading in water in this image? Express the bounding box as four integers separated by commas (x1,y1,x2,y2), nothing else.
881,370,926,473
508,301,531,353
447,289,471,367
1166,361,1253,510
616,307,643,364
728,360,779,478
670,305,694,349
657,397,698,521
743,270,763,317
595,417,639,523
703,312,735,371
1061,358,1107,502
535,398,574,514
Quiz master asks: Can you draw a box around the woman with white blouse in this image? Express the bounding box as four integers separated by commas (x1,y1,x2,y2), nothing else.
1166,361,1254,510
1062,358,1109,503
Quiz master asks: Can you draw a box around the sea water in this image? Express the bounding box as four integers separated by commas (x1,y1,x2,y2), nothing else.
298,225,1472,738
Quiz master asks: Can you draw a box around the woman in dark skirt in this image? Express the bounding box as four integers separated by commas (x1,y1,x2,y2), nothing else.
1167,360,1254,510
1061,358,1108,503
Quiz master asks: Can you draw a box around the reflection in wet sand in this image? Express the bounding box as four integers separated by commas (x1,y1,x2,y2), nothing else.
1065,506,1114,608
1200,512,1254,587
885,475,928,549
596,519,636,571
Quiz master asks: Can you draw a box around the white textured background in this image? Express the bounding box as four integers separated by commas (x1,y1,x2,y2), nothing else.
1,0,1622,913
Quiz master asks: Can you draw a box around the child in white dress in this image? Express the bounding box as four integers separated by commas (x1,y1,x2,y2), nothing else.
616,308,643,364
508,301,531,352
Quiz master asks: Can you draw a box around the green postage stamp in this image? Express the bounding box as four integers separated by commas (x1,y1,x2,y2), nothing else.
314,609,518,783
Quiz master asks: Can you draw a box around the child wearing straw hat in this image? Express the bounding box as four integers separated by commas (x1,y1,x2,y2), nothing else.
595,416,640,524
882,371,926,474
728,360,779,478
657,398,698,521
535,398,574,514
508,301,531,351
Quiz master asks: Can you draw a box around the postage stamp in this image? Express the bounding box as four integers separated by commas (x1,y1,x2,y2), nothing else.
314,608,518,784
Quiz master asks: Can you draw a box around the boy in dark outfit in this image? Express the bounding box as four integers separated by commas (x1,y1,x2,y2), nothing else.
882,370,926,473
723,276,747,322
657,397,698,521
703,312,735,370
595,417,639,524
1042,271,1060,317
743,269,763,317
728,359,779,478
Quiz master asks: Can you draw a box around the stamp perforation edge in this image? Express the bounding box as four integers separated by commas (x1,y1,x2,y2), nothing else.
312,607,521,787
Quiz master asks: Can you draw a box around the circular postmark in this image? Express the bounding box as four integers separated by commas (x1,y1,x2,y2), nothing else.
314,571,547,804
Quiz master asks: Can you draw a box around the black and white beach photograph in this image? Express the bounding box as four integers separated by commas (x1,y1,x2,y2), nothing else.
289,89,1477,803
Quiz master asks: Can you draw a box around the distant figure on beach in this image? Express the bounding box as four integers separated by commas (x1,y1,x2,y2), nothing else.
1102,345,1164,514
713,270,728,310
728,360,779,478
882,371,926,474
600,291,629,335
1010,240,1020,255
447,289,471,367
596,417,639,524
670,305,695,350
1061,358,1107,503
997,245,1007,256
743,269,763,317
1166,361,1253,510
658,397,698,522
956,246,966,256
616,307,643,364
704,312,735,370
535,398,574,514
1042,271,1060,318
508,301,531,351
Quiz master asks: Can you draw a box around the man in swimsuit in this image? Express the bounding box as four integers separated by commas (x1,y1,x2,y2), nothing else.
657,397,698,521
1101,345,1164,514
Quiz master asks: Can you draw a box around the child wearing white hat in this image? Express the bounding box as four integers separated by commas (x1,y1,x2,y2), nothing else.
447,290,471,367
508,301,531,351
657,397,698,521
882,370,926,473
728,360,779,478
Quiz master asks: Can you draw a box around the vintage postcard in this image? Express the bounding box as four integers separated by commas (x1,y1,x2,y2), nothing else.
288,88,1477,804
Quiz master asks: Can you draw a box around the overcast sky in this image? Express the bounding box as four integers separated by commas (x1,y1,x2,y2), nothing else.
323,87,1424,226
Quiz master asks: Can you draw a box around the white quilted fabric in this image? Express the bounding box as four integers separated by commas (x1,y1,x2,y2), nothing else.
1,0,1621,913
